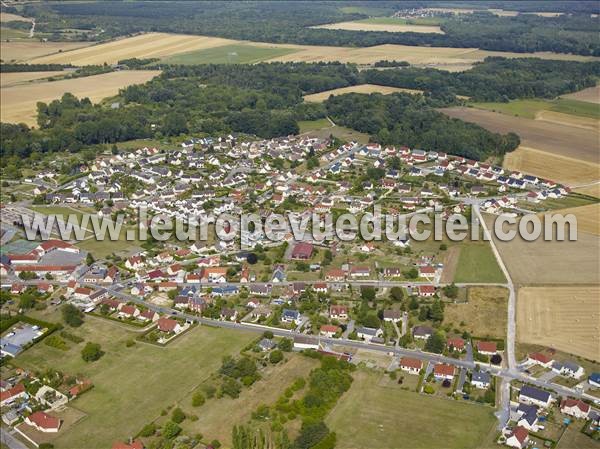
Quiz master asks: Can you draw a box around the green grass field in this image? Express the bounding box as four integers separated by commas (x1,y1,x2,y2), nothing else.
298,118,333,133
453,242,506,284
0,27,30,39
15,315,254,449
472,98,600,119
326,370,497,449
162,44,298,65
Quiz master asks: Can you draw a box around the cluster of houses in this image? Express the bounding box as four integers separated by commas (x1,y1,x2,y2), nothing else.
1,368,92,445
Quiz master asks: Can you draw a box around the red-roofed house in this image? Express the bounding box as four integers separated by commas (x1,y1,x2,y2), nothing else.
291,242,313,260
527,352,554,368
157,317,182,334
400,357,423,375
329,305,348,320
418,265,436,278
0,384,27,406
560,398,590,419
418,285,436,297
138,310,159,322
118,304,140,319
25,411,61,432
477,341,497,355
36,239,79,255
433,363,455,381
325,269,346,282
320,325,341,338
506,426,529,449
447,337,465,351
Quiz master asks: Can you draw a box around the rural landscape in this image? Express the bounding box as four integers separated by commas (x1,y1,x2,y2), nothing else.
0,1,599,449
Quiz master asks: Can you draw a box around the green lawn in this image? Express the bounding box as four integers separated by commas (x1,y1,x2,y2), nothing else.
298,118,332,133
15,315,254,449
0,27,30,39
453,242,506,284
162,44,298,65
326,370,497,449
472,98,600,120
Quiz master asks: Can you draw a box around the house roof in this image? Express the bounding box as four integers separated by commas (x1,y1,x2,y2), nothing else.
528,352,553,364
112,440,144,449
157,317,179,332
434,363,455,377
400,357,422,370
510,426,528,444
520,385,551,403
27,411,61,430
291,242,313,258
0,383,25,403
477,341,497,353
447,337,465,349
561,398,590,413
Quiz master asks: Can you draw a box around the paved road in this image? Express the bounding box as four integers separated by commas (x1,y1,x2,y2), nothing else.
1,429,29,449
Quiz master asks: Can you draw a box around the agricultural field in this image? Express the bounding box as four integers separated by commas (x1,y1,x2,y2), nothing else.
297,118,333,133
503,146,600,186
180,354,319,446
441,107,599,163
486,214,600,285
161,43,298,64
0,41,92,63
303,83,422,102
326,370,497,449
0,71,67,88
574,183,600,198
452,241,506,284
443,287,508,339
1,70,160,125
561,85,600,104
517,286,600,361
15,315,254,449
313,18,445,34
0,12,32,22
546,203,600,236
472,98,600,121
556,426,599,449
30,32,236,65
24,32,600,72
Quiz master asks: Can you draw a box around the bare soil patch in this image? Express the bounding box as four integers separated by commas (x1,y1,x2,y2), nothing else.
517,286,600,361
0,41,92,62
440,245,460,283
561,85,600,104
535,110,599,131
442,107,599,164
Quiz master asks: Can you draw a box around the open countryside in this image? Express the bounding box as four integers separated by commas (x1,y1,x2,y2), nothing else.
517,286,600,361
313,19,445,34
1,70,161,125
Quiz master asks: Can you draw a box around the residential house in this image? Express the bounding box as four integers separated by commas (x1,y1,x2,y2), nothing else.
356,327,383,343
413,325,433,340
282,309,300,323
329,305,349,320
400,357,422,375
471,371,491,389
320,325,341,338
552,361,584,379
519,385,552,408
560,398,590,419
477,341,497,356
447,337,465,352
157,317,182,334
382,310,401,323
505,426,529,449
527,352,554,369
25,411,61,433
433,363,455,381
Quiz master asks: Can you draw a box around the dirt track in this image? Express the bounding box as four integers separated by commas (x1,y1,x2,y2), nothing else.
441,107,600,164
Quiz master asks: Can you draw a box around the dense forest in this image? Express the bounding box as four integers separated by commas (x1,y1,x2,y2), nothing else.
18,1,600,55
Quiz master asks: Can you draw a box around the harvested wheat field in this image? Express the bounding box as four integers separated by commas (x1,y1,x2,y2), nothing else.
442,107,599,164
313,21,444,34
535,110,599,131
0,41,92,62
0,71,66,87
503,146,600,186
485,214,600,285
1,70,160,125
561,85,600,104
573,183,600,198
545,204,600,236
304,84,422,102
517,286,600,361
31,32,235,65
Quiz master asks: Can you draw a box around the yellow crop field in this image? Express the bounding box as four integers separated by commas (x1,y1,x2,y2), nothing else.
546,203,600,236
30,32,235,65
303,83,423,102
503,146,600,186
0,12,32,22
573,183,600,198
517,286,600,361
314,21,444,34
1,41,93,62
1,70,160,125
26,32,600,72
0,71,66,88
